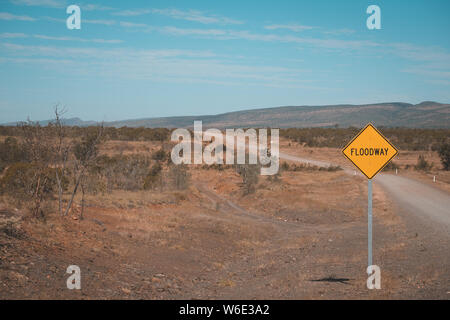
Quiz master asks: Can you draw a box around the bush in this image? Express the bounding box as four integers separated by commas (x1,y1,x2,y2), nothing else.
73,132,102,164
415,155,433,171
0,137,27,171
319,165,342,172
143,163,162,190
152,148,167,161
280,162,341,172
169,164,190,190
201,163,229,171
281,162,290,171
235,164,259,195
96,154,150,191
383,160,399,171
0,163,60,216
437,143,450,170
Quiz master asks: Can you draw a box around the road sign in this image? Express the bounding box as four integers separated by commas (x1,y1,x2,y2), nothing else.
342,123,398,179
342,123,398,276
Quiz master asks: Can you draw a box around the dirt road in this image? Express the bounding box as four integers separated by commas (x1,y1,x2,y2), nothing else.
375,174,450,229
279,151,450,230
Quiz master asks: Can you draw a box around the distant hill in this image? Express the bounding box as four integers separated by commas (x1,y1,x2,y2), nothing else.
1,117,97,127
2,102,449,128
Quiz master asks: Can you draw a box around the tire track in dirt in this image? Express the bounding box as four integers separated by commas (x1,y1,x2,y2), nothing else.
194,182,356,236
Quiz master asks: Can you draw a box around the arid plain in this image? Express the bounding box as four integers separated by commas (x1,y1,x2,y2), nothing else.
1,132,449,299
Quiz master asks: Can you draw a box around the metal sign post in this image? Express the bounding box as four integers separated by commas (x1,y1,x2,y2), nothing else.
368,179,372,267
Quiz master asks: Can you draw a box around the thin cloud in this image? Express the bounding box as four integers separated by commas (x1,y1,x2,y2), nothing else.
390,43,450,63
390,43,450,83
33,34,123,44
44,16,116,26
112,9,151,17
82,4,114,11
114,22,450,65
11,1,113,11
119,21,151,28
0,43,318,89
84,19,116,26
425,79,450,86
114,8,243,24
323,28,355,35
0,32,28,38
151,8,243,25
401,63,450,85
42,16,64,23
0,56,74,65
0,12,36,21
402,68,450,79
10,0,64,8
264,24,314,32
159,26,379,50
161,26,227,37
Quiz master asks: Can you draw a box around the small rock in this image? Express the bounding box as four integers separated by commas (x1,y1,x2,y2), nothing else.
121,288,131,294
153,273,165,278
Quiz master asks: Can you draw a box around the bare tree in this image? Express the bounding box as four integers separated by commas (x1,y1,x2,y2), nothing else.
52,106,70,216
63,124,104,217
80,176,86,220
19,119,53,217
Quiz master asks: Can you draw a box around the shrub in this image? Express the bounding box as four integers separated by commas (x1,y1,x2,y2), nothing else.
437,143,450,170
96,154,150,191
383,160,399,171
0,137,27,172
0,162,60,216
235,164,259,195
152,148,167,161
415,155,433,171
73,132,101,164
201,163,229,171
281,163,328,172
281,162,290,171
319,165,343,172
169,164,190,190
143,162,162,190
0,161,6,173
292,164,318,171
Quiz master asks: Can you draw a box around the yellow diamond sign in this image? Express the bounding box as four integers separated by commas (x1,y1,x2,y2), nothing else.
342,123,398,179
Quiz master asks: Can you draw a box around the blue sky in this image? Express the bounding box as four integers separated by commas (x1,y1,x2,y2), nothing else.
0,0,449,122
